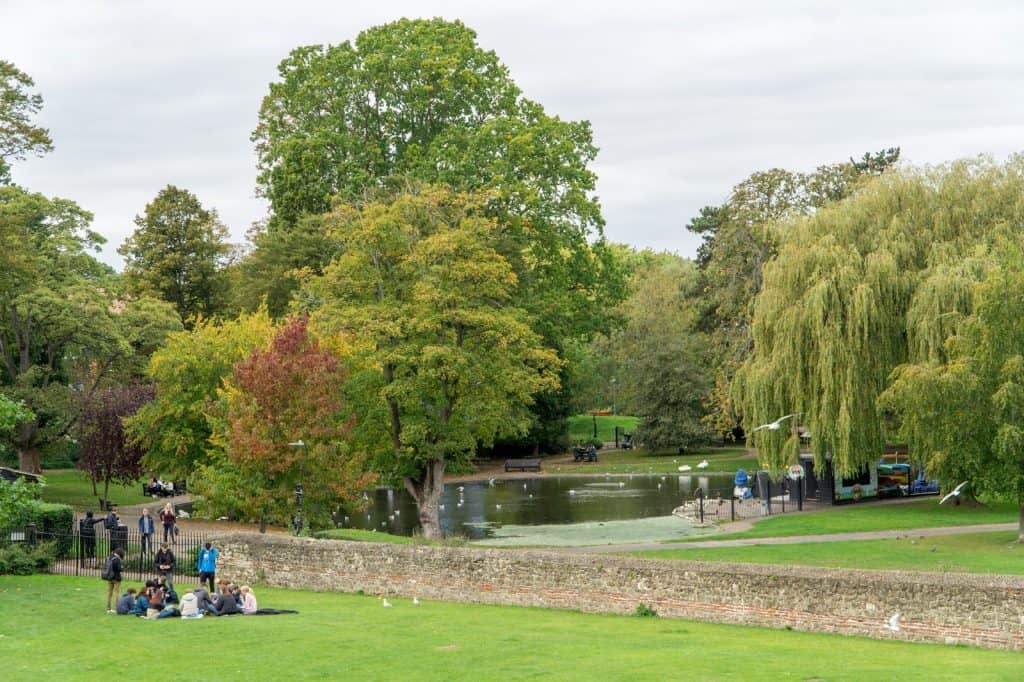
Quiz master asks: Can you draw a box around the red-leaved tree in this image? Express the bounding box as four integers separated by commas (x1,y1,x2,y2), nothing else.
199,315,372,530
78,384,154,503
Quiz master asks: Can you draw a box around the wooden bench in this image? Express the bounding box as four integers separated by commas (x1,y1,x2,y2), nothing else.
505,458,542,472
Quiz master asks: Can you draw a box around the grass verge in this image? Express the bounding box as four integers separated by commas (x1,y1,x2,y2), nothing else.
547,446,752,474
675,498,1019,542
39,469,152,509
1,575,1022,680
639,531,1024,575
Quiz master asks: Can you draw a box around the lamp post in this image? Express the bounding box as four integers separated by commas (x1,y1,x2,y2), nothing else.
611,377,617,416
288,440,306,535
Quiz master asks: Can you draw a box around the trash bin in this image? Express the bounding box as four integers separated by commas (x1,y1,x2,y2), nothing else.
111,524,129,554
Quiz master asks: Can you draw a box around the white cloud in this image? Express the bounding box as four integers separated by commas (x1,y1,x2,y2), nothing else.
3,0,1023,266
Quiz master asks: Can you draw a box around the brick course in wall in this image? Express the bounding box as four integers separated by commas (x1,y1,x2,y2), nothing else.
211,532,1024,651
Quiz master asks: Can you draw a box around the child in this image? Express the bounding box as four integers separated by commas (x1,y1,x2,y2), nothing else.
240,585,258,614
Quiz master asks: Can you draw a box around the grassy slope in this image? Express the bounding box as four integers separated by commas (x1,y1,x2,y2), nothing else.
677,498,1020,542
547,446,752,474
639,531,1024,575
1,575,1021,680
39,469,151,509
567,414,639,442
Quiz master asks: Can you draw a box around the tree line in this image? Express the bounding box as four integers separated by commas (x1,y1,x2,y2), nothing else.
4,17,1022,539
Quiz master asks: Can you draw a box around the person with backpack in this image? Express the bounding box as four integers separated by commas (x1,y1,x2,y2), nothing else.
197,542,218,592
102,547,124,613
155,542,176,589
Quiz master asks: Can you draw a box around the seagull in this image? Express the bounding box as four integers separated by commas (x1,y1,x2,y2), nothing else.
457,486,464,492
383,598,392,608
618,482,625,487
412,597,420,606
697,460,709,470
751,414,797,433
885,613,901,632
939,481,969,505
523,483,527,490
388,515,394,521
488,478,496,486
343,516,349,523
569,489,576,495
496,504,502,510
678,465,692,472
394,510,400,516
439,505,445,511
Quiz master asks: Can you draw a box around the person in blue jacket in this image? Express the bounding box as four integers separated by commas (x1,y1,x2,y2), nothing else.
138,508,155,554
197,542,218,593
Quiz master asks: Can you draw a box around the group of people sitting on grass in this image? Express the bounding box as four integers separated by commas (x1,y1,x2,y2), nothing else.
116,576,259,619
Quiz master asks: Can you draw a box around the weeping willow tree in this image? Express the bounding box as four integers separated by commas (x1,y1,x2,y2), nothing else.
736,156,1024,477
882,235,1024,540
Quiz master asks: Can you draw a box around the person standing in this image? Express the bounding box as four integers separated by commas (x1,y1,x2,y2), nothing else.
155,542,176,589
138,508,155,554
159,502,176,543
78,511,104,566
103,547,124,613
197,542,217,593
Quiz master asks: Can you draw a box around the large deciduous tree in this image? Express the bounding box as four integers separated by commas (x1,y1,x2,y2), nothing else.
688,150,900,438
312,188,560,538
0,61,53,185
125,310,274,480
78,384,154,502
196,315,373,530
244,18,623,448
0,185,180,472
119,185,231,325
737,157,1024,484
881,237,1024,540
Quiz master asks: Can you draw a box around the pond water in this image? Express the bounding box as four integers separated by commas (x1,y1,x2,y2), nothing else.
341,473,736,545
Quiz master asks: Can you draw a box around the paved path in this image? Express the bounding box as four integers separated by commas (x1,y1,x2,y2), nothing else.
566,522,1019,553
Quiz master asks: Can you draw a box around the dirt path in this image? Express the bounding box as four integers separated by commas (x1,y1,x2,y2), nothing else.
564,522,1019,553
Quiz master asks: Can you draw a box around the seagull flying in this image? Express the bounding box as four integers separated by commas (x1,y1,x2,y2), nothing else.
885,613,901,632
939,481,969,506
751,414,797,433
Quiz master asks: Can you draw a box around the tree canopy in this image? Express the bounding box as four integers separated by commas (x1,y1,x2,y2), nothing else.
310,187,560,537
0,61,53,184
119,185,231,325
737,157,1024,481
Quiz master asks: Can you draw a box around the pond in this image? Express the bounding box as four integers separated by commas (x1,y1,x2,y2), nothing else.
341,473,737,546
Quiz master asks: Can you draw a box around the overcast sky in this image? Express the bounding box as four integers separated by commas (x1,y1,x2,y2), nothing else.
3,0,1023,268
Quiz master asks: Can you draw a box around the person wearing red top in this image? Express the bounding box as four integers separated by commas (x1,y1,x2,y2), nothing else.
158,503,176,543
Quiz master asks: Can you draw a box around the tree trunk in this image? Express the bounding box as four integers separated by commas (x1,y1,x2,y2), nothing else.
405,458,446,540
1018,503,1024,543
18,448,41,474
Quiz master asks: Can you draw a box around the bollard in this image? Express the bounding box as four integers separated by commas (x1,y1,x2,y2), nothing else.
698,488,704,524
730,496,735,522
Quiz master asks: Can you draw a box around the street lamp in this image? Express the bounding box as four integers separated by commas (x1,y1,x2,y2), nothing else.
611,377,617,416
288,440,306,535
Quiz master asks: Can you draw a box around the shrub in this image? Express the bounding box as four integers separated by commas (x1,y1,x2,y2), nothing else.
634,603,658,617
32,503,74,558
0,541,55,575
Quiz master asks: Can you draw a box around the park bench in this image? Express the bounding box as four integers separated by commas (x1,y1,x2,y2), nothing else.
572,446,598,463
142,480,188,498
505,458,542,472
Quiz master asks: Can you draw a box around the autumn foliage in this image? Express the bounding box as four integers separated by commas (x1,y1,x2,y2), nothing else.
210,315,372,528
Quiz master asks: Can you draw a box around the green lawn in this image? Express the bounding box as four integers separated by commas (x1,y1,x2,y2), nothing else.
676,498,1020,542
640,531,1024,575
1,575,1021,680
548,446,753,474
314,528,418,545
567,414,639,442
38,469,152,510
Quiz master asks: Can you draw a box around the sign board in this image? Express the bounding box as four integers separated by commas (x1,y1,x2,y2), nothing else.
788,464,805,481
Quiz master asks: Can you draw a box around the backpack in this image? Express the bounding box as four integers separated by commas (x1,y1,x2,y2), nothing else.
101,555,115,580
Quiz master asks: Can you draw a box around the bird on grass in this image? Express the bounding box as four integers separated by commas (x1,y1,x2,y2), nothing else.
383,598,392,608
885,613,901,632
678,465,692,472
939,481,969,506
751,414,797,433
413,597,421,606
697,460,709,470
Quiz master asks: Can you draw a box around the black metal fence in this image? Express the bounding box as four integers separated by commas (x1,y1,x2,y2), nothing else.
3,525,210,583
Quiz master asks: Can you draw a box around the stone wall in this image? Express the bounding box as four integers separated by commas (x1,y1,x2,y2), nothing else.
212,532,1024,651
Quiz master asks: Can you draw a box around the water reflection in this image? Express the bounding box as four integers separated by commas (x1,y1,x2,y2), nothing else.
343,473,735,539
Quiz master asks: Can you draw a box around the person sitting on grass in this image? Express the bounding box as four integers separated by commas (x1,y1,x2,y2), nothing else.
179,590,202,619
212,582,241,616
115,588,137,615
240,585,258,614
131,589,150,617
146,579,165,619
194,583,219,616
